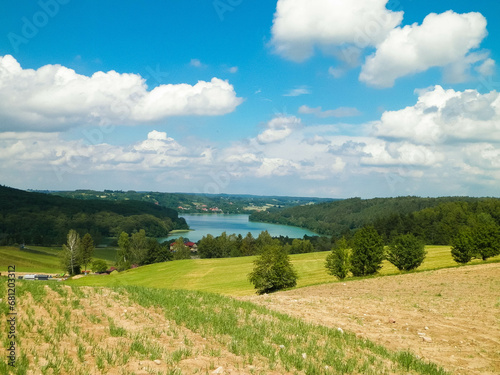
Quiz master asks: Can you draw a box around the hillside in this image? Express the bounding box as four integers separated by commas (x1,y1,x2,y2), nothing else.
47,189,334,214
0,185,188,246
250,196,500,243
0,280,449,375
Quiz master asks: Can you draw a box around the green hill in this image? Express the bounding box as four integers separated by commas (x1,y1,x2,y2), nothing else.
250,196,500,243
0,185,188,246
67,246,500,296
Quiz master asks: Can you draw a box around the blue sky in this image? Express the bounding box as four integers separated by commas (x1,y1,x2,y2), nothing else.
0,0,499,198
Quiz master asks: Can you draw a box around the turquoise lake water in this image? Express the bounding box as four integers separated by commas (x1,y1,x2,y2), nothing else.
163,214,318,242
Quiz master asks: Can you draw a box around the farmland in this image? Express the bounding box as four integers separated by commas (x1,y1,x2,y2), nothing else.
2,246,500,374
1,279,450,375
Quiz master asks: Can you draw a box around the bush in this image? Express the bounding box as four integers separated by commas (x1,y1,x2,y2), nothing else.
248,244,298,294
325,237,350,279
91,259,108,273
350,226,384,276
386,234,426,271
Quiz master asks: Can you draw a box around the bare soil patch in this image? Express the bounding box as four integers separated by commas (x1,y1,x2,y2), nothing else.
242,263,500,375
7,285,289,375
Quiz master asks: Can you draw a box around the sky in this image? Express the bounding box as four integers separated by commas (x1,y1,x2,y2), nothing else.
0,0,499,198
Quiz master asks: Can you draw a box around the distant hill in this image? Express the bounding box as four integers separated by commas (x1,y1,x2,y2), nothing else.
0,185,188,246
250,196,500,244
46,189,334,214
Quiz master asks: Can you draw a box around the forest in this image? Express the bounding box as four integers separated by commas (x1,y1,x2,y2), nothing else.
0,185,188,246
250,196,500,245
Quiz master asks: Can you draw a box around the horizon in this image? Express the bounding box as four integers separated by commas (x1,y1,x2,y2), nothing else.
1,1,499,198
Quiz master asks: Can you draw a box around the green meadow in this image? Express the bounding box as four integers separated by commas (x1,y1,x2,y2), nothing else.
67,246,500,296
0,246,116,274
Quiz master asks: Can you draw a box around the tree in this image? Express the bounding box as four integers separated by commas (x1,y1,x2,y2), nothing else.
386,234,426,271
451,228,474,264
325,237,350,279
289,238,314,254
80,233,95,272
172,237,191,260
144,238,172,264
116,231,131,271
350,226,384,276
255,230,278,253
240,232,256,256
248,244,298,294
61,229,81,275
130,229,148,265
198,234,218,258
91,259,108,273
473,223,500,261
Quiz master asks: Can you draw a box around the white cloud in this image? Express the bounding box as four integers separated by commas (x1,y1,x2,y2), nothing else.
229,66,238,73
360,11,489,87
190,59,203,68
0,55,243,132
257,116,302,144
284,87,310,97
475,58,496,76
374,85,500,144
271,0,403,61
299,105,361,118
255,158,300,177
3,86,500,197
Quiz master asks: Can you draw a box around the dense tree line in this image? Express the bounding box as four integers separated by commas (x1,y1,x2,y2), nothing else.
0,185,188,246
196,231,322,259
251,196,500,245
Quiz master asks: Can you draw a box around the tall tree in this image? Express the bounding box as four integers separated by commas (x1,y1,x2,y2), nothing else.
61,229,81,275
130,229,148,265
80,233,95,272
117,231,131,271
350,226,384,276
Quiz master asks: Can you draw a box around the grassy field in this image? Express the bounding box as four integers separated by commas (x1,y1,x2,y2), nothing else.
0,279,449,374
0,246,117,273
67,246,500,296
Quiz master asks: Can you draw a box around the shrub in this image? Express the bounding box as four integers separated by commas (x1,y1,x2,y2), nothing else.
325,237,350,279
350,226,384,276
91,259,108,273
248,244,298,294
386,234,426,271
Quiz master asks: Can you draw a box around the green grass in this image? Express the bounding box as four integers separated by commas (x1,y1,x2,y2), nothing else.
67,246,500,296
0,246,117,273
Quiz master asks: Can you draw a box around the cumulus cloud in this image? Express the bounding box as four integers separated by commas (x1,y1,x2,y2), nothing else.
0,55,243,132
271,0,403,61
257,116,302,144
374,85,500,144
360,11,489,87
271,2,493,87
299,105,361,118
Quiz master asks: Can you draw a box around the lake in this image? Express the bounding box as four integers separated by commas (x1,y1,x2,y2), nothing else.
164,214,318,242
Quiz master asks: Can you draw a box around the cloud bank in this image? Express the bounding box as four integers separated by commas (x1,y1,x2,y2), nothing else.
0,55,243,132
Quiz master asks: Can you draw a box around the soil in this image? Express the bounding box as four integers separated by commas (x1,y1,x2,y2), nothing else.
241,262,500,375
